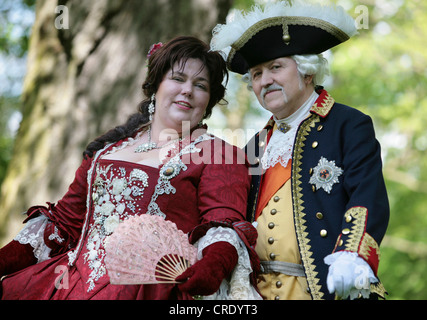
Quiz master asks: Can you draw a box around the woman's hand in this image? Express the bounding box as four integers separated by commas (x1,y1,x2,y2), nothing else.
176,241,238,296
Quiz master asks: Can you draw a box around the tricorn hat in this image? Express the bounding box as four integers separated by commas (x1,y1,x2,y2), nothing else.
211,0,358,74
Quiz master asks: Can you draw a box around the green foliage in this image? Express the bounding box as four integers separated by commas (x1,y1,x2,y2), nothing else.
0,0,35,189
0,96,20,186
0,0,35,57
380,179,427,299
329,0,427,299
0,134,14,184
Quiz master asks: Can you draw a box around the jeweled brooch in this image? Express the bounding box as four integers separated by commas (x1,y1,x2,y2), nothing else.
159,163,181,180
309,157,343,194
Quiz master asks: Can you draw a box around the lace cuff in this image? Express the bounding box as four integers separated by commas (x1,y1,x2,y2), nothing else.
195,227,262,300
14,215,52,263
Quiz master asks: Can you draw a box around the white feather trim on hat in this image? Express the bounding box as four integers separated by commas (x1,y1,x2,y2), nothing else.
211,0,358,51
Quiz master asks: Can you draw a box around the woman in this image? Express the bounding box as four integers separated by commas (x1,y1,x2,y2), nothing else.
0,36,260,300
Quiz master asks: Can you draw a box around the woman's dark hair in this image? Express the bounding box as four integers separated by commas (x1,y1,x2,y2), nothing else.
83,36,229,159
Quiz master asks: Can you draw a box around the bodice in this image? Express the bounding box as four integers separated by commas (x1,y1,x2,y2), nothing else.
80,159,159,291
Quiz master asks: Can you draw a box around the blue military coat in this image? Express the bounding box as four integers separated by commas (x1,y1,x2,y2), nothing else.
245,88,389,300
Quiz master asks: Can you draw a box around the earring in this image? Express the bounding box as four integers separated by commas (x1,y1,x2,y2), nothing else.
198,112,207,126
148,93,155,121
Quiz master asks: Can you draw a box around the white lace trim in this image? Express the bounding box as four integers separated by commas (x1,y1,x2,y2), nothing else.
195,227,262,300
14,215,52,263
68,132,215,292
68,143,114,267
261,127,297,169
146,133,214,218
261,91,318,170
83,163,150,292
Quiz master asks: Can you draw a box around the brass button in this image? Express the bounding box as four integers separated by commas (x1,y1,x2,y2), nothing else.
309,168,313,175
268,237,275,244
345,215,352,223
317,125,324,131
338,239,344,246
316,212,324,220
342,228,350,235
273,196,280,202
276,281,283,288
320,229,328,237
312,141,319,149
269,253,276,260
268,222,275,229
270,209,277,215
254,158,260,164
312,185,316,192
282,34,291,43
274,295,280,300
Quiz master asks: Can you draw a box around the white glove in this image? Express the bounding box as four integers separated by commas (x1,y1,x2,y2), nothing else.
324,251,378,300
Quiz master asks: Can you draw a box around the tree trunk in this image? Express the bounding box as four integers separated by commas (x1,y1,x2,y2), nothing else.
0,0,232,243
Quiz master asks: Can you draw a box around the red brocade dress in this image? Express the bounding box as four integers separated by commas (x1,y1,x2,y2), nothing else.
1,129,259,300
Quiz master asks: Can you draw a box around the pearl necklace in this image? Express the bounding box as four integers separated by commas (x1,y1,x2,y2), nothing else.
134,126,180,153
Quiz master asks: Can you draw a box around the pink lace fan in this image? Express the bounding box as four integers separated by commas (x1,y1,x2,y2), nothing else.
104,214,197,285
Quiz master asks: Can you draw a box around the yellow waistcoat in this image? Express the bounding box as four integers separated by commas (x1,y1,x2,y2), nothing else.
255,163,311,300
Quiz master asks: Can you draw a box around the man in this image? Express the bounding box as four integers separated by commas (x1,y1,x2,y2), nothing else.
211,1,389,300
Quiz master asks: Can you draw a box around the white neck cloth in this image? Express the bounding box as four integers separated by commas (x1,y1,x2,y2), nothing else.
261,91,319,170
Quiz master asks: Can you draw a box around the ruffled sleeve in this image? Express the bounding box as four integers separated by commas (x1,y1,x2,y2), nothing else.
195,226,262,300
21,155,94,258
14,215,51,263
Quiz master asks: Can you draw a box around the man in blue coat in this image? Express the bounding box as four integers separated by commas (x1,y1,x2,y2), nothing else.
211,1,389,300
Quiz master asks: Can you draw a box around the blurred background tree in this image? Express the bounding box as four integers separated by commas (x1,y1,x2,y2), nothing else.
0,0,426,300
0,0,232,240
0,0,34,200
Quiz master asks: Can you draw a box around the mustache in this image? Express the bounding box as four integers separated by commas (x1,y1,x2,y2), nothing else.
260,84,288,108
261,83,284,98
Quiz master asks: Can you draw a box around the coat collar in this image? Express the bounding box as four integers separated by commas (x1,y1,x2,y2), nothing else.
260,87,334,133
310,87,335,118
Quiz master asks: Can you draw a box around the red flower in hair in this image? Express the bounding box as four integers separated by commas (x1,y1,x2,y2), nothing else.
147,42,163,59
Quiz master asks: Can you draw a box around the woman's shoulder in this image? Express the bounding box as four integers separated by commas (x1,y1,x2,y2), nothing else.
200,133,247,166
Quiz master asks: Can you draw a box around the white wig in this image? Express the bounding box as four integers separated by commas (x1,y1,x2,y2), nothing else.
292,54,330,86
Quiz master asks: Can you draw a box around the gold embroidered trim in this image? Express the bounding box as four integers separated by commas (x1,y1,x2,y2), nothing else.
227,49,237,71
370,282,387,300
310,92,335,117
343,207,367,252
343,207,380,262
292,114,324,300
230,17,288,52
228,16,350,68
360,233,380,262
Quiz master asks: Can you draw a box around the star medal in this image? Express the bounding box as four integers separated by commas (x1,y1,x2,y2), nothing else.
309,157,343,194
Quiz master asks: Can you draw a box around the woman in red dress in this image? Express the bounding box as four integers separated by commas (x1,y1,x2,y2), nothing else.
0,36,260,300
